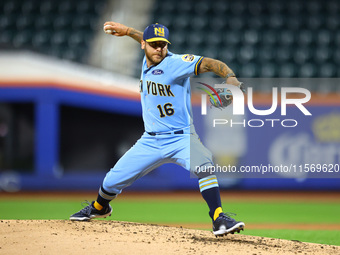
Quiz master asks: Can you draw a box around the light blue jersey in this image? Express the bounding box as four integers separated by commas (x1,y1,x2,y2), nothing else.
101,51,215,195
140,52,204,132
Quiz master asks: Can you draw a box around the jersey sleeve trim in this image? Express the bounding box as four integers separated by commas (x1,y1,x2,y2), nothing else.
194,56,204,75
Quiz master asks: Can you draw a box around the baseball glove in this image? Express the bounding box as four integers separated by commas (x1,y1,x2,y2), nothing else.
210,88,233,108
210,82,246,109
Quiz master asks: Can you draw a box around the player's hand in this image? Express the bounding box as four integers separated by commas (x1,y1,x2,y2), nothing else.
226,77,246,94
226,76,240,86
103,22,129,36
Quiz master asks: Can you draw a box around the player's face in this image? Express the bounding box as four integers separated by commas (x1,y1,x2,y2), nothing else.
143,41,168,66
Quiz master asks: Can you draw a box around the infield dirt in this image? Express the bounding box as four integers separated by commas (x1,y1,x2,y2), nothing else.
1,220,339,255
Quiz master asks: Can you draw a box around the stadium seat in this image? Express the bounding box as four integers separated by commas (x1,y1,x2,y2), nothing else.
220,47,237,62
306,15,323,30
184,45,201,55
238,45,257,63
209,15,227,31
0,15,16,30
51,31,69,48
155,14,172,28
12,30,33,48
177,1,193,14
326,0,340,14
34,14,55,30
193,1,211,15
59,1,77,14
32,30,51,48
314,47,331,63
21,1,40,15
318,62,337,77
326,15,340,30
230,62,240,75
316,30,332,46
169,33,186,48
63,48,80,62
190,16,208,31
294,47,312,64
276,47,293,63
68,32,89,48
230,2,246,14
260,63,278,78
228,16,245,30
243,30,260,45
296,30,314,46
258,46,275,62
53,15,72,30
278,30,295,46
0,30,14,45
223,30,242,46
287,1,303,14
72,15,92,30
76,1,92,14
158,0,176,15
206,32,222,47
211,1,229,15
267,1,284,13
268,15,285,29
333,48,340,64
3,1,21,15
186,32,204,48
39,0,58,15
47,45,64,59
202,48,219,59
247,1,264,15
285,16,304,30
261,30,278,45
299,63,317,77
278,63,298,78
247,16,265,29
173,14,191,30
307,0,322,14
93,1,106,15
240,63,259,77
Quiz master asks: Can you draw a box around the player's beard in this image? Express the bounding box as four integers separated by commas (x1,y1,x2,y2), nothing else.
144,49,166,66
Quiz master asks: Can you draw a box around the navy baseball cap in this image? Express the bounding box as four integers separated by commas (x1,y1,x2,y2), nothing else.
143,23,171,44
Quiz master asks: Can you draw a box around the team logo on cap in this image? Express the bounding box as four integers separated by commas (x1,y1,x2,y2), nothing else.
154,27,165,37
182,54,195,62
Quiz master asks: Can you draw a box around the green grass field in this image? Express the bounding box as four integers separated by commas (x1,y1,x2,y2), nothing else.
1,198,339,246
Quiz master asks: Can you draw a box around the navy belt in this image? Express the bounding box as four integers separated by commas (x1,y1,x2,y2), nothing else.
147,130,184,136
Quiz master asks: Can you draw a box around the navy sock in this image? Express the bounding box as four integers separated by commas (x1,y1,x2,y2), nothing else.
96,185,116,207
200,186,222,219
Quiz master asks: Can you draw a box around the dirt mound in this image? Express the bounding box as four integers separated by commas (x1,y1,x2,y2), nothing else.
0,220,339,255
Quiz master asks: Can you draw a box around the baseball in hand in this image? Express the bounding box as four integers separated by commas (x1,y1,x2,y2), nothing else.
104,25,116,34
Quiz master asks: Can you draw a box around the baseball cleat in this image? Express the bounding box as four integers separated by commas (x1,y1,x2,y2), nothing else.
70,201,112,221
212,212,245,237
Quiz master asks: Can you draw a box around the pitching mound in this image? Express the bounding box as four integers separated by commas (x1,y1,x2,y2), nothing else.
1,220,339,255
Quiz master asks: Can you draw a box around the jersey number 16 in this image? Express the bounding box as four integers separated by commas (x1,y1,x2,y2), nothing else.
157,103,174,118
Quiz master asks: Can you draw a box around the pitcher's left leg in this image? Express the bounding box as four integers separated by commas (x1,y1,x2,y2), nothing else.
170,132,245,236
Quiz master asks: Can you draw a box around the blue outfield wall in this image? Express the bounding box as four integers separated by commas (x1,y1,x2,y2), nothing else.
1,86,340,191
238,104,340,190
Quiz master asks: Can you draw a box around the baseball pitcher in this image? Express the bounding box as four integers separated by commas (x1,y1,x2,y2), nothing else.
70,22,245,236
